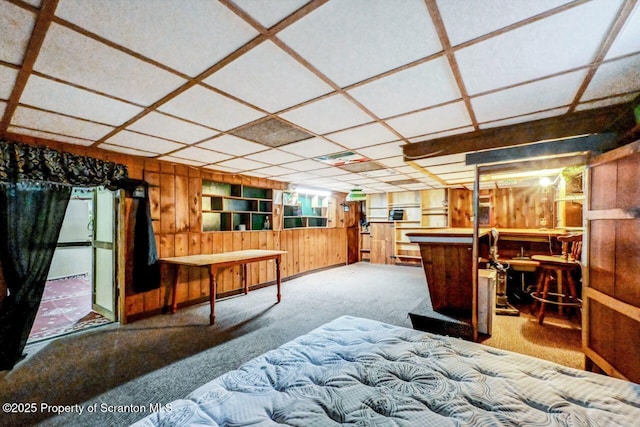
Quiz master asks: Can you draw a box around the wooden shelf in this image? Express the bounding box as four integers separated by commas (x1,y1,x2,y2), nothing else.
202,180,273,232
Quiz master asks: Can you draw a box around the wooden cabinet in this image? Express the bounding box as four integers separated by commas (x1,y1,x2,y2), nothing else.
201,180,273,231
584,141,640,383
369,222,394,264
359,230,371,262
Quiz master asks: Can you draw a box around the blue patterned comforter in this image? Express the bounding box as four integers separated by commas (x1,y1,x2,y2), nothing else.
133,316,640,426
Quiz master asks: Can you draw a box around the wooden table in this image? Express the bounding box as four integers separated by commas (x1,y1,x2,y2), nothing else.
160,250,287,325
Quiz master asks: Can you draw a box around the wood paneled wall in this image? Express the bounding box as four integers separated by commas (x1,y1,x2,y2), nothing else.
6,133,349,322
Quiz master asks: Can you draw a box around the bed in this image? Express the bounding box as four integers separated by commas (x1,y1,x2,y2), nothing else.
132,316,640,426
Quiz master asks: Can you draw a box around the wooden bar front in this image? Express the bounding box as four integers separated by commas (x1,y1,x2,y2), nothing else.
407,229,490,317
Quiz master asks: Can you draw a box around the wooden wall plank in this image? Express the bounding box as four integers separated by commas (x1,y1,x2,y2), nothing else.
175,175,189,233
160,173,176,234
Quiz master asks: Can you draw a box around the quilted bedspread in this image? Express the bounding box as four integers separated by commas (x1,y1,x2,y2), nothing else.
133,316,640,426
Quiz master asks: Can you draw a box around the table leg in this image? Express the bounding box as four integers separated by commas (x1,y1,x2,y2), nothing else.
171,265,180,314
209,266,217,325
276,256,282,303
243,264,248,295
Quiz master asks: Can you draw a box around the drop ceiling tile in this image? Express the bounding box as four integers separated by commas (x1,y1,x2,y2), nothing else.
127,112,218,144
479,107,568,129
98,143,157,157
455,0,622,94
251,165,295,176
281,94,372,134
309,167,351,177
606,3,640,59
282,159,327,171
326,123,398,149
197,135,268,156
215,158,270,171
11,106,113,140
56,0,258,77
278,137,344,157
300,176,339,185
348,57,461,118
9,126,94,146
414,153,466,167
205,164,241,174
244,149,302,165
241,170,267,177
278,0,441,87
408,126,475,143
21,0,41,7
0,2,35,65
576,92,640,111
277,171,318,181
105,130,184,154
1,65,18,99
356,142,404,160
0,100,5,117
34,23,186,106
20,75,144,125
471,70,586,123
394,166,418,174
159,85,265,131
157,156,207,167
231,118,314,146
231,0,309,28
426,162,473,175
437,0,572,46
205,41,333,113
387,101,471,138
581,54,640,101
377,156,407,168
171,146,232,163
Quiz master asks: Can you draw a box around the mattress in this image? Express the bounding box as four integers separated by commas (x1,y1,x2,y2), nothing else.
132,316,640,426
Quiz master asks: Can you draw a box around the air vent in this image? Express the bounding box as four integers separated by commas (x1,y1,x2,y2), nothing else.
231,118,314,147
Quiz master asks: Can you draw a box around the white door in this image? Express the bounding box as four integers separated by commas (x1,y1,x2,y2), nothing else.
92,187,117,320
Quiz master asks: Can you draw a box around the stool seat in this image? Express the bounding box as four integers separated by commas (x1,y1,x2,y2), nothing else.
530,239,582,325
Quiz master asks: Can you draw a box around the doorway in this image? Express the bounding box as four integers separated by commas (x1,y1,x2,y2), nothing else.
28,187,119,343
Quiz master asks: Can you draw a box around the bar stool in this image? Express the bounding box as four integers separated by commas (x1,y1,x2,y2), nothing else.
530,233,582,324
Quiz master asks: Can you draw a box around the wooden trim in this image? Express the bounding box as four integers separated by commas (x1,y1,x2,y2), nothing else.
582,347,629,381
403,104,629,161
584,208,640,221
589,138,640,166
477,154,589,175
585,287,640,323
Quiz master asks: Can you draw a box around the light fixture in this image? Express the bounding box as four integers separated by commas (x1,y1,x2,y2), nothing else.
346,188,367,202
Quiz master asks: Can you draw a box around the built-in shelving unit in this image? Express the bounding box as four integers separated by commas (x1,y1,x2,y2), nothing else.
201,180,273,231
283,191,329,228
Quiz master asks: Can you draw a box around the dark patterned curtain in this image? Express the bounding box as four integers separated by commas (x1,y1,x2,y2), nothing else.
0,140,131,370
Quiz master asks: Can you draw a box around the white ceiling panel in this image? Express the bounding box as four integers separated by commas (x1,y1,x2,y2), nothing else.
310,167,351,177
479,107,569,129
214,158,269,171
356,141,404,159
21,0,41,7
55,0,258,77
98,143,157,157
281,94,372,134
105,130,184,154
0,101,5,118
437,0,572,46
0,65,18,99
278,0,441,87
581,54,640,101
426,162,473,175
387,101,472,138
377,156,407,168
11,106,113,140
413,153,466,167
471,70,586,123
277,137,344,157
9,126,94,146
232,0,310,28
157,156,207,166
455,0,622,95
348,56,461,118
606,3,640,59
205,41,333,113
408,126,475,143
576,92,640,111
170,146,232,164
20,75,144,125
277,171,318,181
34,24,187,106
198,134,268,156
159,85,265,131
127,111,217,144
282,159,326,171
244,149,302,165
0,1,35,65
326,123,398,149
206,164,241,173
251,165,295,176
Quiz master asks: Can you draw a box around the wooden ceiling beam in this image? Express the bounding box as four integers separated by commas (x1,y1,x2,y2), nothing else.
402,103,632,161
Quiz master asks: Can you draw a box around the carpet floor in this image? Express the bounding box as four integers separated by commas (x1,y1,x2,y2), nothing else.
0,263,582,427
